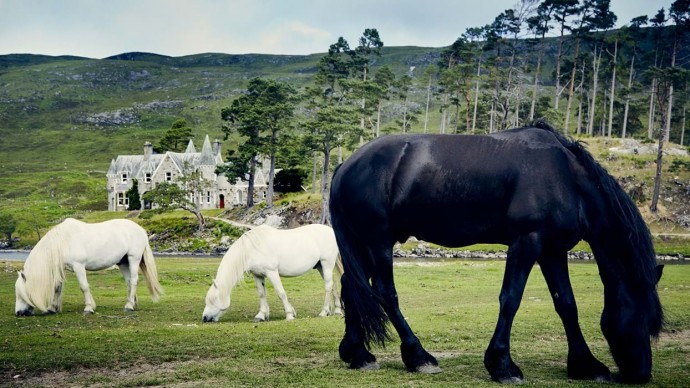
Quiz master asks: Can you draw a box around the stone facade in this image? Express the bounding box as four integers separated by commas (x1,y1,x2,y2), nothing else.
106,135,267,211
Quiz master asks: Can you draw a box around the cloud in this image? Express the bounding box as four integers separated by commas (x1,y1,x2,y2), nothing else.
0,0,671,58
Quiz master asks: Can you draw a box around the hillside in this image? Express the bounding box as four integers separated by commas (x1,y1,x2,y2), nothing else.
0,31,689,243
0,47,443,174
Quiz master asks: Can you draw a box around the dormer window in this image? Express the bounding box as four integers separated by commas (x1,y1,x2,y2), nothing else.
145,173,152,183
166,172,172,182
121,173,128,183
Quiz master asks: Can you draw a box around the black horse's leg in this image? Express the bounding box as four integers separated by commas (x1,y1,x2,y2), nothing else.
484,235,538,383
537,253,611,381
372,249,441,374
339,272,378,370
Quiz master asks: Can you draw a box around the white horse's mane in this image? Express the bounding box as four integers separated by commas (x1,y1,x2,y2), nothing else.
21,222,69,312
215,226,274,294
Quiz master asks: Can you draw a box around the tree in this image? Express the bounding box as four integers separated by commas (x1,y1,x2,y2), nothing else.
302,91,361,224
527,2,554,121
647,8,668,138
620,16,648,138
156,118,193,152
0,212,17,247
667,0,690,142
221,78,298,208
564,0,616,134
439,36,476,132
126,179,141,211
545,0,580,110
646,66,688,212
218,77,297,208
142,163,211,231
370,66,396,137
304,35,367,224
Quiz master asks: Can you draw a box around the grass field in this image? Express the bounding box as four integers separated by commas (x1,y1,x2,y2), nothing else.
1,257,689,387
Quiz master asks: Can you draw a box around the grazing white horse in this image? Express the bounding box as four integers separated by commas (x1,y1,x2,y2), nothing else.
202,224,343,323
15,218,163,316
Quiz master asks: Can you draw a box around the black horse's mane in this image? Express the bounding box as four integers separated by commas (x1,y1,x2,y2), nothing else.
530,120,658,287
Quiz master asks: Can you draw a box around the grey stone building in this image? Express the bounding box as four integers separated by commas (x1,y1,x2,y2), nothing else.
107,135,267,211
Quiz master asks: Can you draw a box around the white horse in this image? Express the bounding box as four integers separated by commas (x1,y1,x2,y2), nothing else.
15,218,163,316
202,224,343,323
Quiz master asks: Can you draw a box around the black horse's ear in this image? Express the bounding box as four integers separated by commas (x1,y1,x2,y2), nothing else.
18,271,26,282
656,265,664,284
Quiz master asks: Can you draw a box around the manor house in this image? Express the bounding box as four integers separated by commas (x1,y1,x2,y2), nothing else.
107,135,267,211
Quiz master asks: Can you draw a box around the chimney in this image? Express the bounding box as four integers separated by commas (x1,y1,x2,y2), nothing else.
144,141,153,159
213,139,221,156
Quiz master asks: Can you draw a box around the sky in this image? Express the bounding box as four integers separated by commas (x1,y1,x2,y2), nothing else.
0,0,672,59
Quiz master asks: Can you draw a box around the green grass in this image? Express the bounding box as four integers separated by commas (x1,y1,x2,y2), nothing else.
1,258,688,386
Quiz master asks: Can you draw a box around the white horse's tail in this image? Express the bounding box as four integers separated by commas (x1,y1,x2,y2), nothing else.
140,244,163,301
335,254,344,278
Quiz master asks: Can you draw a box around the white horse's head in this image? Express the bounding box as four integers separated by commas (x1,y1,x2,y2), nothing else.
15,271,34,316
202,280,230,322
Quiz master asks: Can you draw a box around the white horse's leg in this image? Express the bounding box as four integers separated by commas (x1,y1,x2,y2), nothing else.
317,262,343,317
315,265,331,317
73,263,96,314
266,271,296,321
331,273,343,316
253,275,270,322
119,259,139,311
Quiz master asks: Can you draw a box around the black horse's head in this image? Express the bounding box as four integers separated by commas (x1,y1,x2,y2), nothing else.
600,265,663,384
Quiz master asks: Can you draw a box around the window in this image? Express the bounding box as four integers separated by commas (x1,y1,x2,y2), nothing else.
117,192,129,207
145,173,152,183
121,173,128,183
206,191,212,204
165,172,172,182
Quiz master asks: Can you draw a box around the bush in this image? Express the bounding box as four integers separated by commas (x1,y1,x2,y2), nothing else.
274,168,307,193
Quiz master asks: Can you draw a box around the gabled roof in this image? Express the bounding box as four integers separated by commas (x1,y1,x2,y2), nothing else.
108,135,224,181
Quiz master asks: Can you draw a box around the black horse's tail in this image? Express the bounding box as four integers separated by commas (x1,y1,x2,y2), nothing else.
330,180,391,350
532,120,660,293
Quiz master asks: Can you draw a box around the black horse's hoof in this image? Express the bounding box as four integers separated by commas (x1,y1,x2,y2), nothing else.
497,376,524,384
567,351,611,381
401,342,440,373
15,309,34,317
357,362,380,371
485,351,524,384
340,339,377,370
416,363,443,374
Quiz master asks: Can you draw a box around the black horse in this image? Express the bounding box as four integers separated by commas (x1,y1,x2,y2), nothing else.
329,121,663,384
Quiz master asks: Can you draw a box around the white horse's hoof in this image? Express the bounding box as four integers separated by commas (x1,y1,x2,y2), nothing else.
124,307,135,312
83,310,94,315
286,315,296,321
253,316,266,322
359,362,380,371
417,363,443,374
334,309,343,316
318,311,328,317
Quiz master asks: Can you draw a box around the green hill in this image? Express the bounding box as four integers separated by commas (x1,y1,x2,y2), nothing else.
0,33,688,245
0,47,443,174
